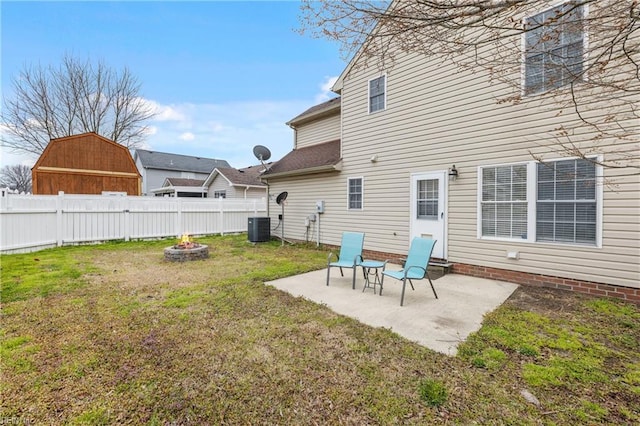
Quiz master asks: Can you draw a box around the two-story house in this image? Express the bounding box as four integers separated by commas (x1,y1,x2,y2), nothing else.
133,149,230,196
262,2,639,301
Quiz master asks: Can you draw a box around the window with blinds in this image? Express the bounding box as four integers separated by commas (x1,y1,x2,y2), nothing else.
481,164,528,239
536,159,596,244
479,158,598,246
524,2,584,95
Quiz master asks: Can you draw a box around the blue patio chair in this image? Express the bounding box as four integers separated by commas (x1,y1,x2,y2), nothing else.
381,237,438,306
326,232,365,289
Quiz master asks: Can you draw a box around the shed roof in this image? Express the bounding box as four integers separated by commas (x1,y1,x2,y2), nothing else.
134,149,230,173
262,140,342,179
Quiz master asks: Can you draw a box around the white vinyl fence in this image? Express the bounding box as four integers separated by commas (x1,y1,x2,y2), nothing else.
0,192,267,254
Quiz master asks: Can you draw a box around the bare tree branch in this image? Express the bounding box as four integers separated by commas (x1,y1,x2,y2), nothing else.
1,54,156,156
299,0,640,172
0,164,32,193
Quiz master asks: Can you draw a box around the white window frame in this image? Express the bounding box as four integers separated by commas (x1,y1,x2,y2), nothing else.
479,163,530,240
213,190,226,199
368,74,386,114
347,177,364,210
477,156,602,248
521,1,588,96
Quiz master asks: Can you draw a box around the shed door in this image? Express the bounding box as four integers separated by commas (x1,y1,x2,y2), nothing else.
410,171,446,259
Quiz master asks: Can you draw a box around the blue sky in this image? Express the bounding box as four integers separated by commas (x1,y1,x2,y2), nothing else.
1,1,347,168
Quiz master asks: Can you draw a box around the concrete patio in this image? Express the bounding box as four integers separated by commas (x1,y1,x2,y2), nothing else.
265,266,519,356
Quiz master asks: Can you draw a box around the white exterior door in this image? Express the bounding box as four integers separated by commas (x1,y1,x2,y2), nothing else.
410,171,447,259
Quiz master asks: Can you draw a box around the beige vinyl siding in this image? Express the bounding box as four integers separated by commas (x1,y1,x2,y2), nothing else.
295,113,341,149
266,173,343,244
267,170,417,255
333,46,639,288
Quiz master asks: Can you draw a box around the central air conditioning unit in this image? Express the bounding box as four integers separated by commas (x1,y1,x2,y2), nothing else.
248,217,271,242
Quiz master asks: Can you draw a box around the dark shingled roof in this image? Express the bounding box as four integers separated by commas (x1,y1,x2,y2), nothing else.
215,165,267,187
286,97,341,127
135,149,230,173
164,178,205,187
263,140,341,177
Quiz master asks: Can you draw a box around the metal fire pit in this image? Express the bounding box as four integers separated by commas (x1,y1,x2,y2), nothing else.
164,244,209,262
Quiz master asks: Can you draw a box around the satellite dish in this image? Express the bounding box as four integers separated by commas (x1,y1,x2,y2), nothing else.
276,191,288,205
253,145,271,162
275,191,288,246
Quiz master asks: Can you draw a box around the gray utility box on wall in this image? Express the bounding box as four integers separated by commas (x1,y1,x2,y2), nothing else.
248,217,271,242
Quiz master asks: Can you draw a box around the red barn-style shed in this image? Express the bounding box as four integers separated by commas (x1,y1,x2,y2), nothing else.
32,133,141,195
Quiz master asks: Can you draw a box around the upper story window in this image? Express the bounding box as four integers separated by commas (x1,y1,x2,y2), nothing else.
368,75,386,113
213,190,226,199
348,177,363,210
524,2,585,95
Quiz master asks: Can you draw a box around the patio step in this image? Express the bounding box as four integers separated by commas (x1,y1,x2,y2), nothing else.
429,261,452,274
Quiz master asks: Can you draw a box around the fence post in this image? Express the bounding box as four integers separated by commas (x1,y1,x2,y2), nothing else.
176,198,183,237
124,197,130,242
219,199,224,236
56,191,64,247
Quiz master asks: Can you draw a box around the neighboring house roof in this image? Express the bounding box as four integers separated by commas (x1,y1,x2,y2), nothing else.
262,140,342,179
134,149,230,173
286,97,341,127
150,177,207,196
163,178,205,187
203,164,269,188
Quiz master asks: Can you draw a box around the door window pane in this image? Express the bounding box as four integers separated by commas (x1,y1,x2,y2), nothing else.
417,179,438,219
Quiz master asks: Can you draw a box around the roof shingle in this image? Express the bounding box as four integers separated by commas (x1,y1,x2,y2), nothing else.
264,140,341,177
135,149,230,173
164,178,205,187
215,165,267,187
286,97,341,126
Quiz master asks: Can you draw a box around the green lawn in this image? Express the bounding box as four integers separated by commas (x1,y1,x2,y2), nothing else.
1,234,638,424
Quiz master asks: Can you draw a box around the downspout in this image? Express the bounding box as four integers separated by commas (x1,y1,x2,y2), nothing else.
244,186,249,199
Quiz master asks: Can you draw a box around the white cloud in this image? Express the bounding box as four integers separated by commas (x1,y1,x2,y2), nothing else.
315,75,339,103
142,99,189,122
179,132,195,141
144,99,309,168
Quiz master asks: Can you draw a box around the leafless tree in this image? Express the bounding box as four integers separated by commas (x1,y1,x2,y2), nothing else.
0,164,32,193
299,1,640,172
1,54,155,156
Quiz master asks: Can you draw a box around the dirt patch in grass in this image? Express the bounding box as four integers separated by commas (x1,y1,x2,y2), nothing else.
2,235,639,425
505,285,592,316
